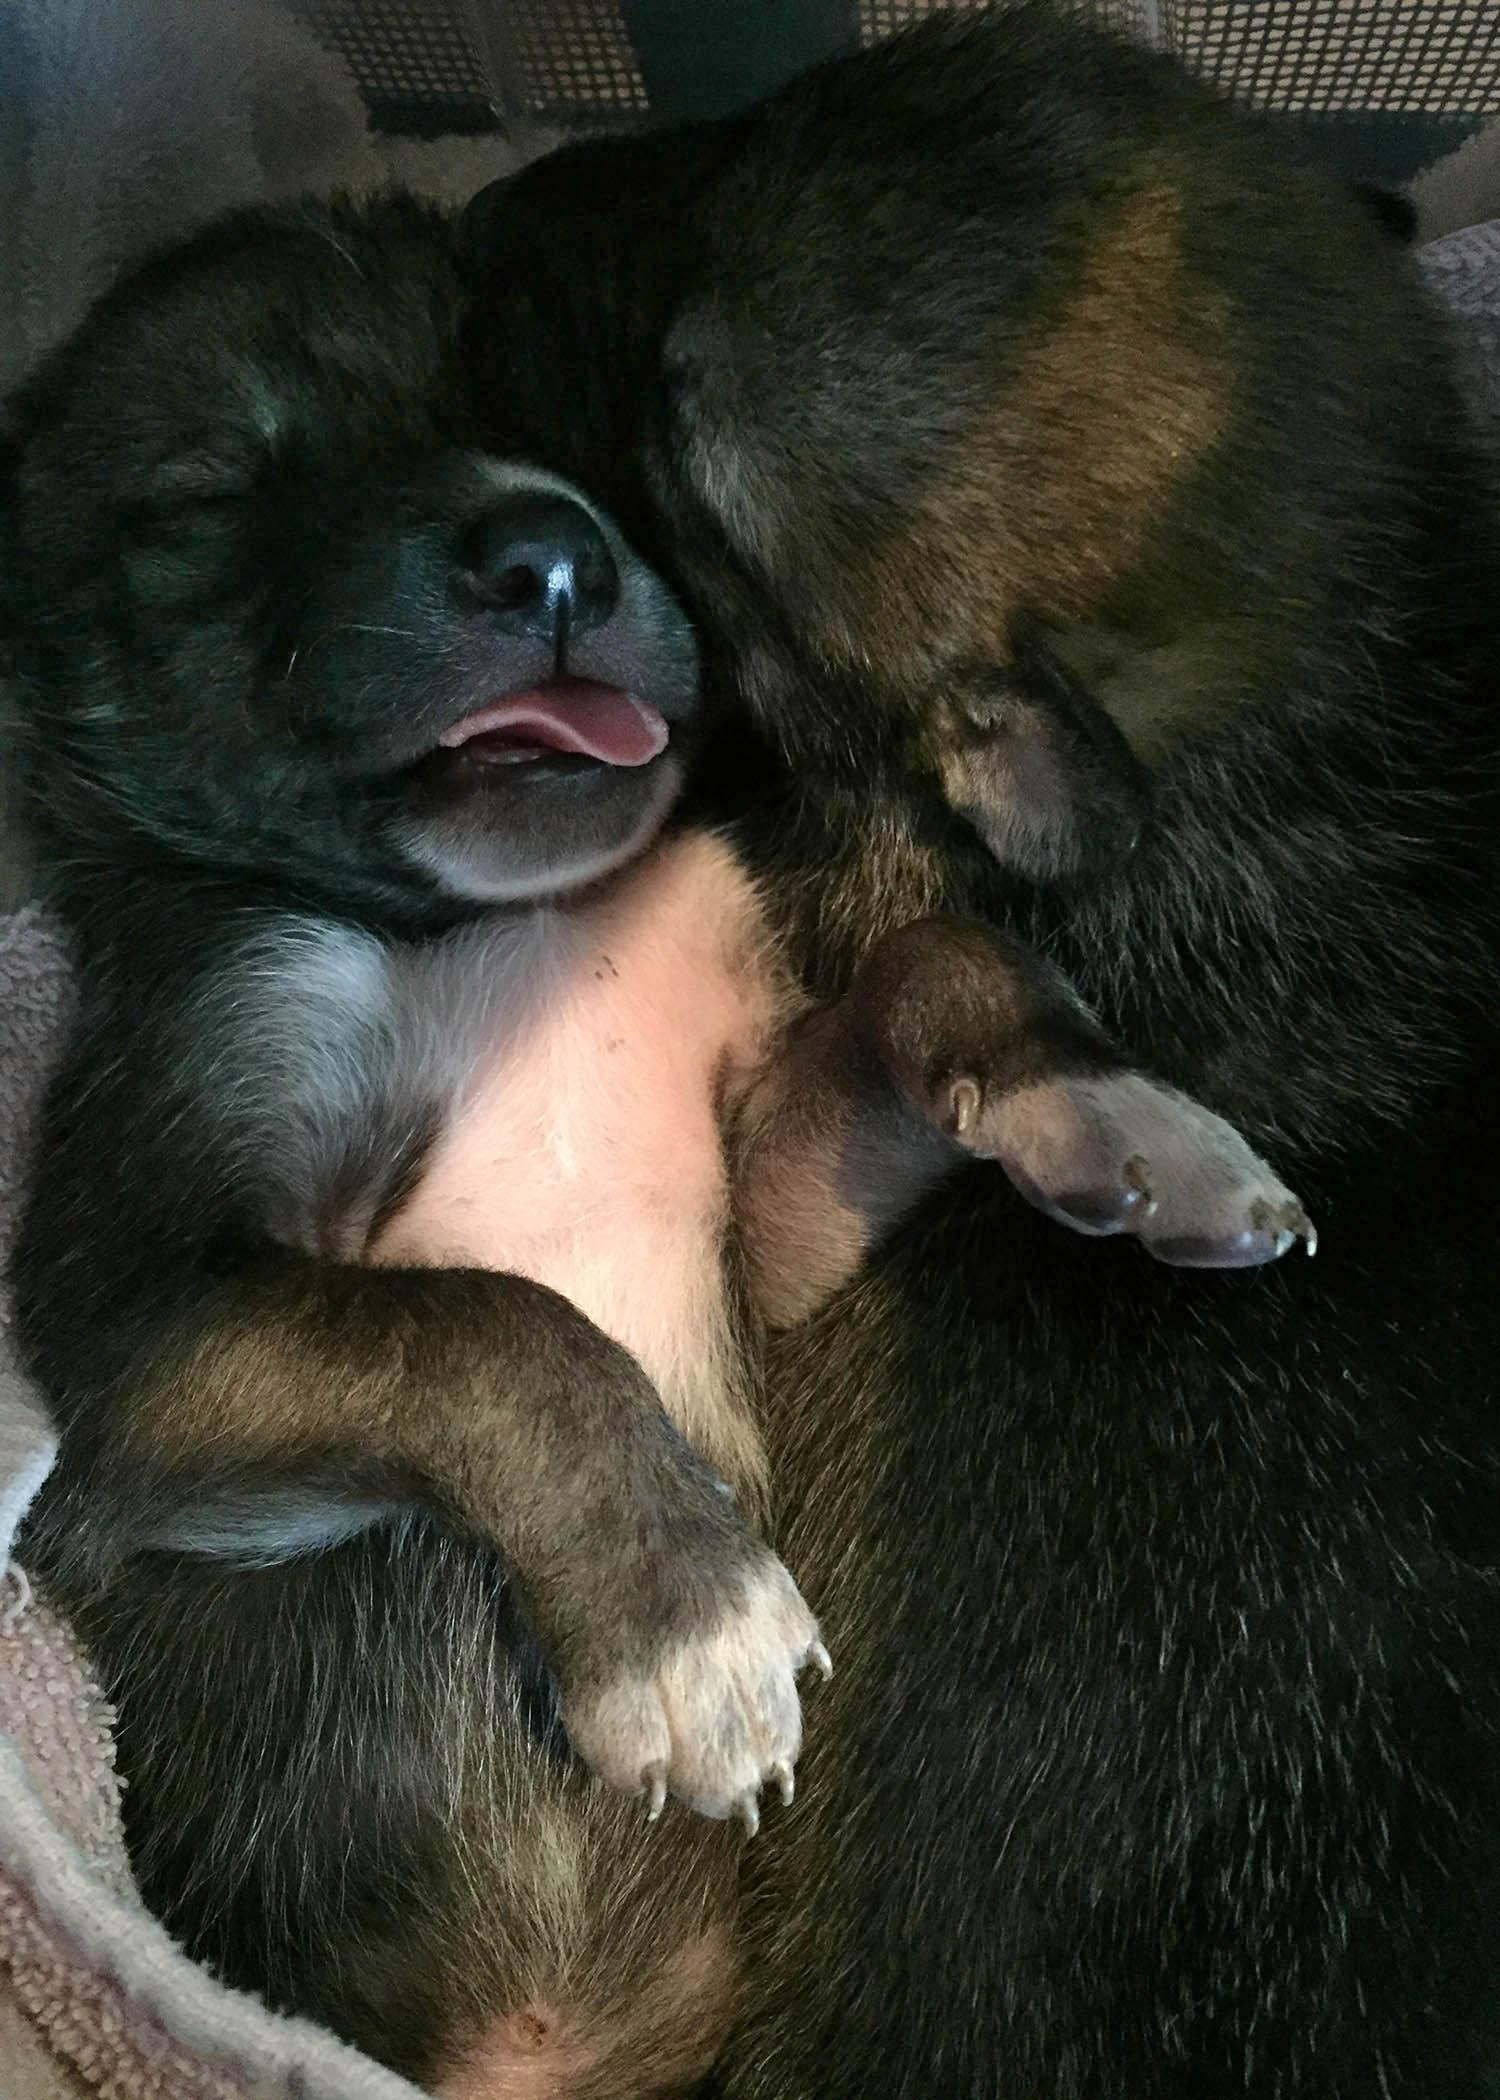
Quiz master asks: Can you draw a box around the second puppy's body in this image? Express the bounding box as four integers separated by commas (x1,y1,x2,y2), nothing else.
459,8,1500,2096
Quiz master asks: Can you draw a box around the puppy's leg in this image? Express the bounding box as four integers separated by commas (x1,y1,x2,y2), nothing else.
929,619,1151,884
736,918,1314,1326
78,1536,750,2097
49,1255,824,1831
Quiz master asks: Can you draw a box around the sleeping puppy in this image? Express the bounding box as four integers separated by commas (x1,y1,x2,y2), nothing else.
460,7,1500,2097
460,20,1453,890
1,190,1309,2090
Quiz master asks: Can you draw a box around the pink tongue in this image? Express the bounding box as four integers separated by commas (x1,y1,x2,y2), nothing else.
439,679,669,767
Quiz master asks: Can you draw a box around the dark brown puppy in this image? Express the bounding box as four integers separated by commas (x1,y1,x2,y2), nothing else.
0,183,1308,2096
460,8,1500,2098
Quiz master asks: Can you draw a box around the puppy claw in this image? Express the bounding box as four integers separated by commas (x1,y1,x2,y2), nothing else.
967,1073,1311,1272
643,1764,668,1822
1124,1156,1159,1219
947,1077,983,1140
736,1792,762,1839
770,1759,795,1808
1251,1197,1317,1257
1150,1193,1319,1269
803,1640,834,1683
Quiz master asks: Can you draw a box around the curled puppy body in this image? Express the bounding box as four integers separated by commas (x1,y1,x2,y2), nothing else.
463,9,1500,2097
0,192,1310,2094
0,195,781,2090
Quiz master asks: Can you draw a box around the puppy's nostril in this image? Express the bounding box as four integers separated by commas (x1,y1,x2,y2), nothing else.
472,561,545,615
456,491,620,643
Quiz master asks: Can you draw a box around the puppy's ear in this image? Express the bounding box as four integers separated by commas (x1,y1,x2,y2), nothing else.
456,145,623,284
456,177,511,282
930,622,1149,886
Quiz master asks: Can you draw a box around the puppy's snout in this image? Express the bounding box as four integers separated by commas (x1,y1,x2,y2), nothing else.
457,493,619,645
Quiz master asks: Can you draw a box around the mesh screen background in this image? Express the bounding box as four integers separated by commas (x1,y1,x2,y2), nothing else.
504,3,650,120
291,1,1500,132
292,1,496,120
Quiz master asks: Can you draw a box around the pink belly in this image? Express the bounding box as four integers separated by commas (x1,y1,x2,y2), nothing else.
370,833,776,1423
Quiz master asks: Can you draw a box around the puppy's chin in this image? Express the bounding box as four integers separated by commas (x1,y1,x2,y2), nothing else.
395,748,686,904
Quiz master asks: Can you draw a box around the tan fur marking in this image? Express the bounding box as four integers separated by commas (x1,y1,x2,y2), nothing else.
852,184,1230,669
141,1306,367,1460
436,2000,596,2100
735,1023,873,1331
131,1269,640,1557
740,1132,873,1330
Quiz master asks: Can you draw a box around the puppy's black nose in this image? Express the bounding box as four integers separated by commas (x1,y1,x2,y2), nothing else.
458,493,619,644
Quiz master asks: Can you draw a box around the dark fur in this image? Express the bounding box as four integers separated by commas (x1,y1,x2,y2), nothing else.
459,8,1500,2096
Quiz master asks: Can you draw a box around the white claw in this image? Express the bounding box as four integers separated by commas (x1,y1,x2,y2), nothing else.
804,1640,833,1683
770,1760,795,1808
736,1793,761,1839
643,1765,667,1822
949,1078,982,1139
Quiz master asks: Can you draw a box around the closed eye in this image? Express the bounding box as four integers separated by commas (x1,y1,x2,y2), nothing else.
141,448,267,510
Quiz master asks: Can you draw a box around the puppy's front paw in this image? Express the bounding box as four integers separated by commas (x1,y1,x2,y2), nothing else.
561,1555,830,1834
944,1069,1315,1268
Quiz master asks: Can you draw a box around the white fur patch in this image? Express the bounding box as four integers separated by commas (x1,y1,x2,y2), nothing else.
189,917,395,1244
398,755,685,906
560,1554,824,1825
142,1490,401,1566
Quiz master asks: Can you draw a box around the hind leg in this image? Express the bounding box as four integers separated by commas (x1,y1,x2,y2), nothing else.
860,918,1314,1266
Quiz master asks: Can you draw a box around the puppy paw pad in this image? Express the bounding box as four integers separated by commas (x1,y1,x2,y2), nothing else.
980,1075,1315,1269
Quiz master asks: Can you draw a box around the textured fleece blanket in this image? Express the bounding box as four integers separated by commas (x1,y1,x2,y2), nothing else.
0,0,1497,2087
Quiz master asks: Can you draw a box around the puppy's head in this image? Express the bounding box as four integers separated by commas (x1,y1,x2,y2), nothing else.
460,11,1445,893
1,195,700,922
458,114,1179,893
